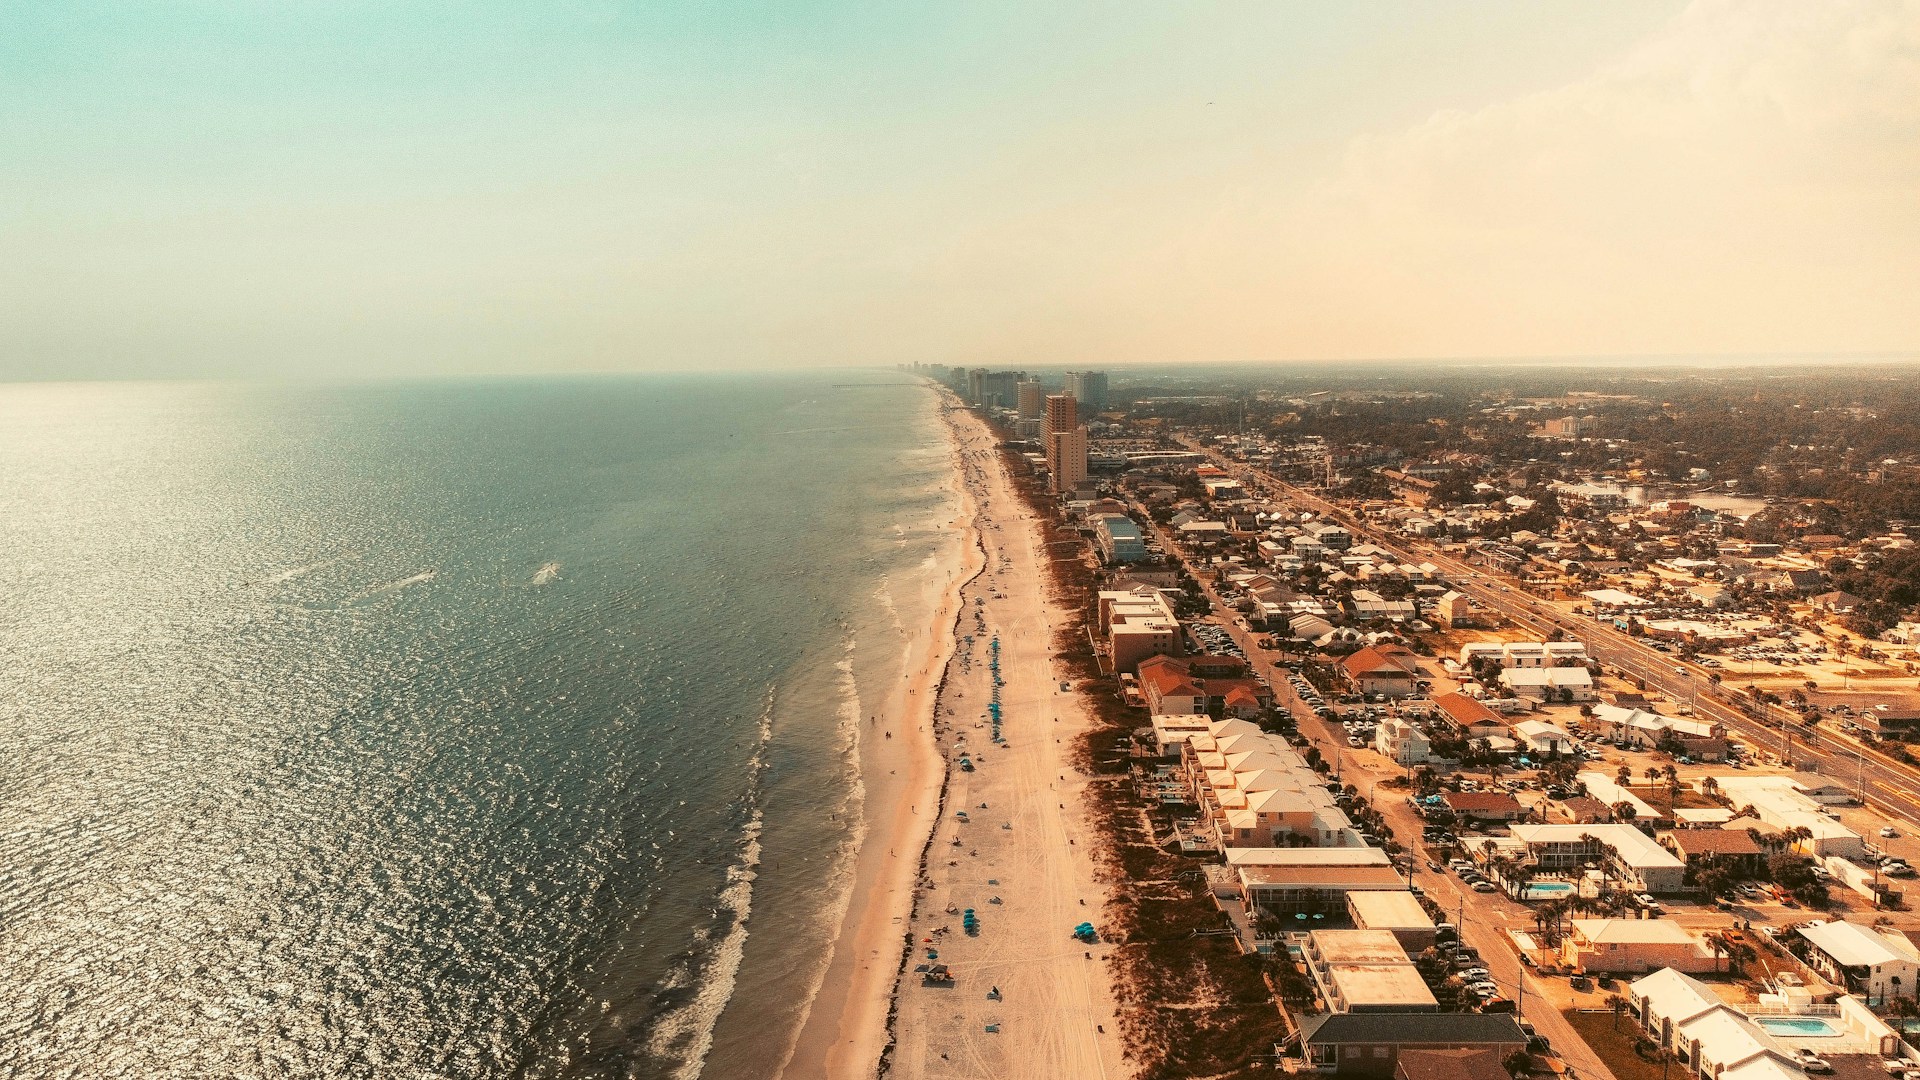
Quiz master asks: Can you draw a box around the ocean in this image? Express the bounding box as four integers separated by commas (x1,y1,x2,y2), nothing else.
0,373,958,1079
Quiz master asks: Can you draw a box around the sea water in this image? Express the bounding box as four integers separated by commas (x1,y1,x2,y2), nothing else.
0,373,956,1079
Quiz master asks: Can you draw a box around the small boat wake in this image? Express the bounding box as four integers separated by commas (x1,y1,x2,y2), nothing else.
345,568,437,604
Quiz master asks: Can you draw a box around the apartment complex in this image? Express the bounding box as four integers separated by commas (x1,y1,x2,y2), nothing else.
1015,378,1045,419
1045,392,1089,493
1063,369,1109,410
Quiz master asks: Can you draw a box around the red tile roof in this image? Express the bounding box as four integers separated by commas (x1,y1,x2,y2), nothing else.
1435,691,1503,728
1341,645,1420,678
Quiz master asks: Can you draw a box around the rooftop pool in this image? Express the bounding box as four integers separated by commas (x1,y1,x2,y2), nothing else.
1753,1016,1842,1037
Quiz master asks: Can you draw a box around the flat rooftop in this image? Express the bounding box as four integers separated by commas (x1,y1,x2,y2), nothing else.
1326,962,1438,1010
1311,929,1412,965
1347,890,1435,931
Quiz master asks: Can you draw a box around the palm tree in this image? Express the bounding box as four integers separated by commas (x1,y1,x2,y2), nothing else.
1617,764,1632,789
1613,802,1639,826
1701,775,1721,802
1664,764,1682,809
1706,931,1729,973
1506,860,1536,901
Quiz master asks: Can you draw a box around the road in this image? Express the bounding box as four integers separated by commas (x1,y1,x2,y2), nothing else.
1176,437,1920,832
1131,508,1615,1080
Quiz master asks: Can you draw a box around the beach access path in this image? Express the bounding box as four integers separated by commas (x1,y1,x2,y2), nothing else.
880,402,1126,1079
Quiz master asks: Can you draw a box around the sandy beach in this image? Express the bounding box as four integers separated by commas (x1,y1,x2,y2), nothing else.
877,399,1125,1079
779,388,986,1079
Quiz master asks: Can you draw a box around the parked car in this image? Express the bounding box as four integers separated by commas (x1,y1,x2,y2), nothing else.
1882,826,1900,838
1472,881,1499,892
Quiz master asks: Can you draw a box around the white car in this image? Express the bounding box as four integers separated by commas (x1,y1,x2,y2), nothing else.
1468,981,1500,997
1881,826,1901,838
1473,881,1499,892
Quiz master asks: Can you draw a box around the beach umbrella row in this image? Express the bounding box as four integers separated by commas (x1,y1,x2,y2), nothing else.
987,635,1005,743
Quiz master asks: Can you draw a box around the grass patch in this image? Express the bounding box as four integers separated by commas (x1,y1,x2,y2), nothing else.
1564,1008,1671,1080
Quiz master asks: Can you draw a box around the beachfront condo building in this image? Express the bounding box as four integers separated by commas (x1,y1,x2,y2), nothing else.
1015,378,1044,419
1064,370,1109,411
966,368,1025,409
1045,393,1088,493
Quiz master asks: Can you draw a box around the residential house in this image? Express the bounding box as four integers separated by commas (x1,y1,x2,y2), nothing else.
1660,829,1767,880
1394,1050,1514,1080
1297,1013,1527,1078
1562,919,1717,974
1512,720,1576,755
1373,715,1431,765
1504,667,1595,702
1797,921,1920,1004
1433,591,1473,629
1434,692,1507,740
1508,823,1688,894
1341,646,1422,699
1630,968,1808,1080
1440,792,1528,826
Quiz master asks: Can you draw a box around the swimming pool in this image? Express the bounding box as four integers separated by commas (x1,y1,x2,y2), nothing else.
1523,882,1576,900
1753,1016,1842,1037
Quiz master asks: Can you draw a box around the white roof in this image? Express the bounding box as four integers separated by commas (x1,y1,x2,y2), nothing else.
1799,920,1916,969
1349,890,1436,930
1574,919,1700,945
1584,588,1652,606
1631,967,1721,1023
1225,847,1393,866
1505,667,1593,687
1510,823,1683,870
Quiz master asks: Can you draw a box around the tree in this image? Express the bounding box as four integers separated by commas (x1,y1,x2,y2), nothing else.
1617,764,1632,789
1613,802,1639,826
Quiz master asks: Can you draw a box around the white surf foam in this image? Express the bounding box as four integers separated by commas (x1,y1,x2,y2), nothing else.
645,686,777,1079
760,645,869,1078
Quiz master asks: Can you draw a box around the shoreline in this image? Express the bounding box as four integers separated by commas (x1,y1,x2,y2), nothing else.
778,384,986,1079
878,396,1126,1078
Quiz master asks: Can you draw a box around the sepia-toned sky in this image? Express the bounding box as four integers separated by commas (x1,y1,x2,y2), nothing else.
2,1,1916,379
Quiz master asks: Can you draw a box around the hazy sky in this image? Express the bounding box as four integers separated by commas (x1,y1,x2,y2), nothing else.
3,1,1916,379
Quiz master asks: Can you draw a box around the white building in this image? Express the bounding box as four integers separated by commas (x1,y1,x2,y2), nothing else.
1577,770,1661,822
1504,666,1595,701
1459,641,1589,668
1797,921,1920,1004
1373,714,1432,764
1712,775,1865,858
1509,823,1688,893
1513,719,1576,755
1630,969,1807,1080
